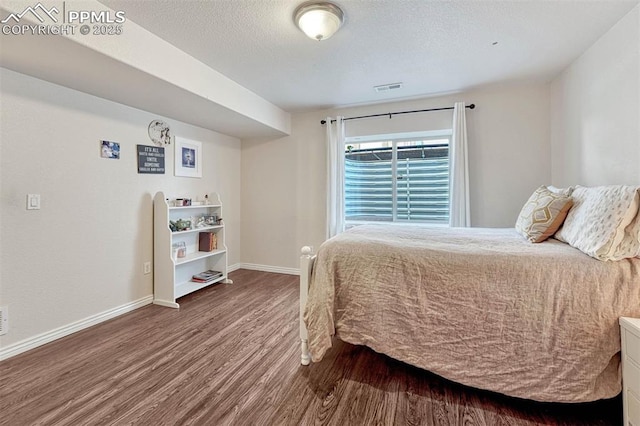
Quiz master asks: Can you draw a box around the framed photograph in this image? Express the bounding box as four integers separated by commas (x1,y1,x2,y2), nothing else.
202,215,218,226
174,137,202,178
100,140,120,159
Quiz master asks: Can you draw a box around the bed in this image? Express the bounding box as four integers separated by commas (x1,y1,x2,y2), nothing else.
299,224,640,403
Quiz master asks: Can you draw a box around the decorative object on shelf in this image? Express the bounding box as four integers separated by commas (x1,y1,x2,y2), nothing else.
202,215,218,226
170,218,191,232
136,145,165,174
172,242,186,259
174,137,202,178
194,216,206,228
192,270,222,283
173,198,192,207
293,1,344,41
148,119,171,146
100,140,120,159
204,194,209,205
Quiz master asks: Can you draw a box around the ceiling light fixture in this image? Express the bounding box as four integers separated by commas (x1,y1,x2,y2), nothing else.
294,2,344,41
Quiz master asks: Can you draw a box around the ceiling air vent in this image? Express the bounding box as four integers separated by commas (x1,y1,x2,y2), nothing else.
374,82,403,93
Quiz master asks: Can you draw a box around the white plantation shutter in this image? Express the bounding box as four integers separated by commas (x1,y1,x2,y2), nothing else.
396,155,449,222
345,140,450,224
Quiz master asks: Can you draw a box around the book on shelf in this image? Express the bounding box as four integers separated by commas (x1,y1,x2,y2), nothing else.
199,232,217,252
192,270,223,283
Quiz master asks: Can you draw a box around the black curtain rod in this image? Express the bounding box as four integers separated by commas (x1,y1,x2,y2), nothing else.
320,103,475,125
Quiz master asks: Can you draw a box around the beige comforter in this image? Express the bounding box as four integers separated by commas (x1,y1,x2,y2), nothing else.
303,225,640,402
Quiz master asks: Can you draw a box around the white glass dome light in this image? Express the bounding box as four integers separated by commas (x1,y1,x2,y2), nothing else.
294,2,344,41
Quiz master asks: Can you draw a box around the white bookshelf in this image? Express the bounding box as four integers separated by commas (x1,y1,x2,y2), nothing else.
153,192,232,308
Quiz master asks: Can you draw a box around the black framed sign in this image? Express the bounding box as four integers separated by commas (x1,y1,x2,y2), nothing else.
137,145,165,174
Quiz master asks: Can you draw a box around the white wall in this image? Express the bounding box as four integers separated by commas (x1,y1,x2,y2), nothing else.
0,68,241,350
550,5,640,186
242,83,551,270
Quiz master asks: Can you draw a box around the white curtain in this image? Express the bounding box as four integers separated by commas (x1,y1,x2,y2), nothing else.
326,116,346,238
449,102,470,227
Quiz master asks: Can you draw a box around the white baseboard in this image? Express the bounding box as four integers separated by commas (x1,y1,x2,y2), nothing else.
238,263,300,276
0,264,297,361
0,295,153,361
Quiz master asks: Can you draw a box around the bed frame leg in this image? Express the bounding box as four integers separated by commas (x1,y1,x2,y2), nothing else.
300,246,314,366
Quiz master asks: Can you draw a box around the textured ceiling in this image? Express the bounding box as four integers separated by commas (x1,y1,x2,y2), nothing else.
98,0,638,112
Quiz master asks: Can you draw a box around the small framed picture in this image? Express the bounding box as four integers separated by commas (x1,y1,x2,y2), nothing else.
175,137,202,178
203,215,218,226
100,140,120,159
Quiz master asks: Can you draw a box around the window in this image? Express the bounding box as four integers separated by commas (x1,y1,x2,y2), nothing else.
345,131,451,224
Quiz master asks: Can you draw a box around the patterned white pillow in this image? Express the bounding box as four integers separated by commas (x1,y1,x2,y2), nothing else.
615,206,640,258
555,185,640,261
547,185,574,197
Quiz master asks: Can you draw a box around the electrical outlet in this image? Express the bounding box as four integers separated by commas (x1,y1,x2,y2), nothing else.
0,306,8,336
143,262,152,275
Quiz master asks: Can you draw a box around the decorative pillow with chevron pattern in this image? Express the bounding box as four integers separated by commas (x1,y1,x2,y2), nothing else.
515,186,573,243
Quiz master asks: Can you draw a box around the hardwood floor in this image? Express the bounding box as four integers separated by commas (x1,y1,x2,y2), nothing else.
0,269,622,425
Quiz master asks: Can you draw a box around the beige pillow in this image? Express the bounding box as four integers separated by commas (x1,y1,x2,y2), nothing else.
555,185,640,261
515,186,573,243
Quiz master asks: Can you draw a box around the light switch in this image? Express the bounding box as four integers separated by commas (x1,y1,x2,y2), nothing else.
27,194,40,210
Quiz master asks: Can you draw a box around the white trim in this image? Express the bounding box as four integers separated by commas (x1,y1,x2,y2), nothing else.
152,299,180,309
239,263,300,276
228,262,241,273
0,295,153,361
346,220,448,228
346,129,452,144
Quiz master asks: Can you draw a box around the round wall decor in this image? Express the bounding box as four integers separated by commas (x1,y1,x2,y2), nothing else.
148,120,171,146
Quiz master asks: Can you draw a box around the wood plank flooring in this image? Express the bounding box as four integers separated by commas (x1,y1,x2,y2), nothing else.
0,269,622,425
